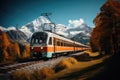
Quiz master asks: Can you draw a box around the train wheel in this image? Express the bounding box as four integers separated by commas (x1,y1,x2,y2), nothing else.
56,54,59,58
43,57,49,61
52,54,56,58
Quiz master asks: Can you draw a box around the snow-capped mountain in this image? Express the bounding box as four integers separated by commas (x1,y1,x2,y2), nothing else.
19,16,51,38
0,26,28,43
20,16,91,39
0,16,92,44
71,32,90,44
65,19,91,44
65,19,91,38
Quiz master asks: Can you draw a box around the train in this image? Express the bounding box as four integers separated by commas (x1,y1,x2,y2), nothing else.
30,31,89,59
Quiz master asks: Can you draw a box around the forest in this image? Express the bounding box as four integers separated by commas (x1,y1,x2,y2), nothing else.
0,30,30,62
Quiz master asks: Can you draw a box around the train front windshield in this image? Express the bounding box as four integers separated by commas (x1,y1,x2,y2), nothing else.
30,32,48,46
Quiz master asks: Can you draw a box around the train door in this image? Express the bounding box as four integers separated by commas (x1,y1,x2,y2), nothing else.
53,37,56,53
48,37,54,57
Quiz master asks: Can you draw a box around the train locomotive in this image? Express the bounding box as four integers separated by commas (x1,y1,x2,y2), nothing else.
30,31,89,59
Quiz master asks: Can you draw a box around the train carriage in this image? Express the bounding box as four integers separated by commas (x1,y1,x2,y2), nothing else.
30,31,89,59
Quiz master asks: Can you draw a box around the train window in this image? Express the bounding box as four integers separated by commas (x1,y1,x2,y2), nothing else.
30,32,48,45
57,40,60,46
60,41,62,46
35,39,38,43
53,38,56,45
64,42,67,46
49,37,52,45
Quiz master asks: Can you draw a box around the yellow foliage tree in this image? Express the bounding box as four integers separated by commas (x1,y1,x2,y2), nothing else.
0,31,11,61
22,45,30,58
13,43,20,58
90,0,120,55
0,30,21,61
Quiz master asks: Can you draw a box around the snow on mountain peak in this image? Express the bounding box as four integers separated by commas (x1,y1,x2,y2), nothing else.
19,16,51,37
0,26,16,31
31,16,51,27
56,24,67,31
38,16,51,23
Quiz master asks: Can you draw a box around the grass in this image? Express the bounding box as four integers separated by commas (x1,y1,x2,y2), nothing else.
73,50,102,61
10,67,55,80
48,51,109,80
49,57,106,80
53,57,78,72
83,50,99,57
10,70,33,80
65,57,78,65
10,51,106,80
32,67,55,80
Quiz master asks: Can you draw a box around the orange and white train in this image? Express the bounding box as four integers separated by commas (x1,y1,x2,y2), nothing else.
30,31,89,59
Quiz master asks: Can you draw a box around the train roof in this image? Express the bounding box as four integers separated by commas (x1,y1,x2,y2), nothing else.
45,31,89,48
32,31,89,48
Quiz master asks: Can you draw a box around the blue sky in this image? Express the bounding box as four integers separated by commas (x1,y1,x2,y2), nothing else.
0,0,106,28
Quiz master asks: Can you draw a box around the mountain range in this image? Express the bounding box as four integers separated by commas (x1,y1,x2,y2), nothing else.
0,16,92,44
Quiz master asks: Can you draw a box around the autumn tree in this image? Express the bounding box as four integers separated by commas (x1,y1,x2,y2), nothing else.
90,0,120,55
0,30,10,62
0,30,21,62
21,45,30,58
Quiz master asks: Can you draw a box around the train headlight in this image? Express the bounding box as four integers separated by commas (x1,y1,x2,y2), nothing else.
41,47,43,49
31,47,34,49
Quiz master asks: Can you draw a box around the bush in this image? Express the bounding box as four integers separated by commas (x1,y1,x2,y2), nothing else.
54,57,78,72
33,67,55,80
10,70,34,80
65,57,78,65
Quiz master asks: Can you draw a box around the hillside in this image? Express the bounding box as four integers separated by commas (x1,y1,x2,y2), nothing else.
0,30,30,62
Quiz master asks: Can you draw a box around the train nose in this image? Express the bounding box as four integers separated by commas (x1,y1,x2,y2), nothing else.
30,46,46,52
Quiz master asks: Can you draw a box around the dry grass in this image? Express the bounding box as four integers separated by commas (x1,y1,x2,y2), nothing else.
49,56,108,80
73,50,101,61
32,67,55,80
65,57,78,65
83,50,99,57
10,70,33,80
10,67,55,80
54,57,78,72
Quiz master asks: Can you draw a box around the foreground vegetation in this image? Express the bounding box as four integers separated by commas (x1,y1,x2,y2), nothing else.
9,50,104,80
10,57,78,80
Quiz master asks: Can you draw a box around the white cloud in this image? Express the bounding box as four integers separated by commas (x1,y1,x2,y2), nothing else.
54,18,87,38
68,18,84,27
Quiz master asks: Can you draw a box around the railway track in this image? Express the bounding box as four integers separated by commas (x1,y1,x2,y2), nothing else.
0,51,84,79
0,59,44,74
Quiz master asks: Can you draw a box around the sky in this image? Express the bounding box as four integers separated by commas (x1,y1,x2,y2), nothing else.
0,0,106,28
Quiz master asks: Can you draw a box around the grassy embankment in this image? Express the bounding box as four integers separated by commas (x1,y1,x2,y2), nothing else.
10,50,109,80
48,50,109,80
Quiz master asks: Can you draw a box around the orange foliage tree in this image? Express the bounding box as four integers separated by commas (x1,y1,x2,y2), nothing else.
90,0,120,55
6,43,21,60
0,30,30,62
0,30,10,61
21,45,30,58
